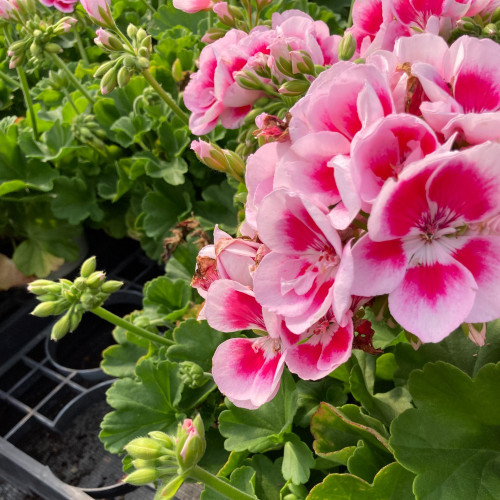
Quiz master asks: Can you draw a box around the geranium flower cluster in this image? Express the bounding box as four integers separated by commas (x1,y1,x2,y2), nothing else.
183,10,341,135
189,0,500,408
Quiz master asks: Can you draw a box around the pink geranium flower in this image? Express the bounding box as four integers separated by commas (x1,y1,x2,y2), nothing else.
253,189,353,333
289,61,394,143
350,142,500,342
333,113,440,222
40,0,77,12
0,0,18,19
409,35,500,144
173,0,212,13
206,279,353,408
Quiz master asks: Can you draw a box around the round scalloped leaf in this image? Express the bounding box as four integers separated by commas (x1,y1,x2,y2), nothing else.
390,361,500,500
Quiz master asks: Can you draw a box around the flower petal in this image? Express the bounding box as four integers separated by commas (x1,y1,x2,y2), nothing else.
205,279,265,332
389,260,477,342
212,337,286,408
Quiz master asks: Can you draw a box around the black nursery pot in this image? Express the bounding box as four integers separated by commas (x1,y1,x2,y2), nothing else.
45,290,143,381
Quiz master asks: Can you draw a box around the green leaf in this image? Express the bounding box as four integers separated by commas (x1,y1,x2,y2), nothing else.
350,351,413,425
101,342,148,378
243,455,284,500
199,427,231,475
13,240,62,277
306,462,415,500
151,2,206,35
143,276,192,322
295,378,347,427
100,359,183,453
310,403,392,479
110,114,152,148
167,319,232,371
219,371,298,453
363,307,407,349
393,322,500,385
390,361,500,500
165,241,199,282
282,434,315,485
50,176,104,224
194,181,238,233
201,466,256,500
141,185,192,240
135,151,188,186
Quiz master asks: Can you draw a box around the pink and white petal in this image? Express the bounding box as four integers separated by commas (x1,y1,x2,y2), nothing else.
388,260,477,343
285,320,353,379
332,240,354,325
368,160,436,239
212,337,286,408
351,235,408,296
441,112,500,144
284,281,334,333
426,142,500,223
453,236,500,323
205,279,266,332
253,253,317,317
411,62,453,103
445,37,500,113
256,190,332,254
332,155,363,224
394,32,448,68
219,105,253,130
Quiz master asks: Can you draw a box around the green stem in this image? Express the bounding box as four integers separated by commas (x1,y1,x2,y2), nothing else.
189,466,256,500
91,306,174,346
62,88,79,114
347,0,355,27
139,0,156,12
17,66,39,140
141,68,189,126
74,28,89,65
49,53,96,105
3,27,39,139
0,69,19,88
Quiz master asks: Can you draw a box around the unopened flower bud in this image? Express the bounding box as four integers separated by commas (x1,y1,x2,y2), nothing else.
136,28,148,43
179,361,207,388
117,66,132,87
278,79,310,97
176,415,206,471
125,468,160,485
45,43,62,54
126,23,138,38
86,271,106,288
483,23,497,36
80,291,103,310
94,59,116,78
37,292,60,302
148,431,174,448
101,280,123,293
32,301,66,317
123,55,136,69
101,66,118,94
172,58,183,82
126,437,167,460
338,32,356,61
51,313,71,340
492,6,500,23
137,56,149,69
235,69,263,91
201,27,226,44
80,256,97,278
158,475,186,499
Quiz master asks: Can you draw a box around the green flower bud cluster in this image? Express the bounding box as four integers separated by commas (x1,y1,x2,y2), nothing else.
451,8,500,43
7,16,76,69
28,256,123,340
71,114,108,151
93,24,153,95
124,416,206,498
178,361,208,389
